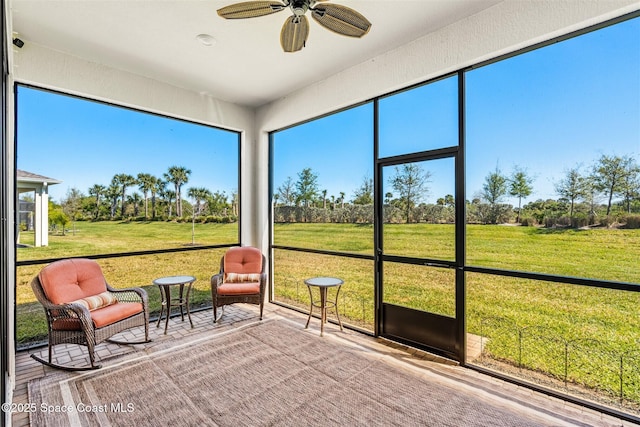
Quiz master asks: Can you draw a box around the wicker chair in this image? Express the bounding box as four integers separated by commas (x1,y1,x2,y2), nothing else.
30,258,150,371
211,246,266,322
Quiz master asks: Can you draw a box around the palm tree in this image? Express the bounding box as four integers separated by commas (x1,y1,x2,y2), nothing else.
444,194,455,207
112,173,136,218
160,188,176,218
127,192,142,217
137,173,157,219
105,183,120,219
187,187,212,244
88,184,106,220
206,191,229,215
384,192,393,205
187,187,212,216
151,179,165,219
164,166,191,217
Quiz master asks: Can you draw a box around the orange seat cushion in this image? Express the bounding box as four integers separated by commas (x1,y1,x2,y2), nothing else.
90,302,144,328
217,282,260,296
39,259,107,304
51,303,143,330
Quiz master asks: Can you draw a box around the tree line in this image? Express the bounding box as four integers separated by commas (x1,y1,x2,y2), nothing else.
43,153,640,231
475,154,639,226
275,154,640,227
49,166,237,233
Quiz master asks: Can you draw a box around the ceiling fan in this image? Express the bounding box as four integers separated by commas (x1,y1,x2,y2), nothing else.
217,0,372,52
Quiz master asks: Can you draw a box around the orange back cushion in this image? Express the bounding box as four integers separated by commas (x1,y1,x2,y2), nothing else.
39,259,107,305
224,247,262,277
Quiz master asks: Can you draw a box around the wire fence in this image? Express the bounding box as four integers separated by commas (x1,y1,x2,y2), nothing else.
477,316,640,415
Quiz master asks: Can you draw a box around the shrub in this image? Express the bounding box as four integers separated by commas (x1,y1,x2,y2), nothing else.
570,213,589,228
622,214,640,229
200,215,237,223
599,215,615,228
544,216,570,228
519,216,537,227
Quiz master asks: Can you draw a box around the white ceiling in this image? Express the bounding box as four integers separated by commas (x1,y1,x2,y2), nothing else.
11,0,502,108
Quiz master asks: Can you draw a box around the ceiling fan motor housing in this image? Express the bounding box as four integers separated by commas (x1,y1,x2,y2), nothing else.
291,0,309,17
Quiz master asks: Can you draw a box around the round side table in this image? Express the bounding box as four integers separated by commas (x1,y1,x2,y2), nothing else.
304,277,344,337
153,275,196,335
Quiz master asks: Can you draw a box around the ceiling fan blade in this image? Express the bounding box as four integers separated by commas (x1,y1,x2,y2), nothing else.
280,15,309,52
217,1,286,19
311,3,371,38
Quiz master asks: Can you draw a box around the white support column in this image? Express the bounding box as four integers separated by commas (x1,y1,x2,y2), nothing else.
34,183,49,247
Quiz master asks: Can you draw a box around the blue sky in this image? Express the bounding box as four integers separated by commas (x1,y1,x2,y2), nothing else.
17,90,239,202
464,16,639,204
18,17,639,206
274,16,639,205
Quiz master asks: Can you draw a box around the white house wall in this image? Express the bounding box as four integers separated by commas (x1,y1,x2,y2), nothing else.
254,0,639,250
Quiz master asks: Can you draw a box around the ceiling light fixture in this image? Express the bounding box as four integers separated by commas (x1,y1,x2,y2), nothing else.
196,33,217,46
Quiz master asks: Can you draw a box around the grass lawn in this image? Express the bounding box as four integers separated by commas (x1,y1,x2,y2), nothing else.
18,220,238,260
271,223,640,345
274,222,640,283
467,224,640,282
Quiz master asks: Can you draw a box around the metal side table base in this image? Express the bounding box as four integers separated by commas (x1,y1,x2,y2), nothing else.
304,276,344,337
